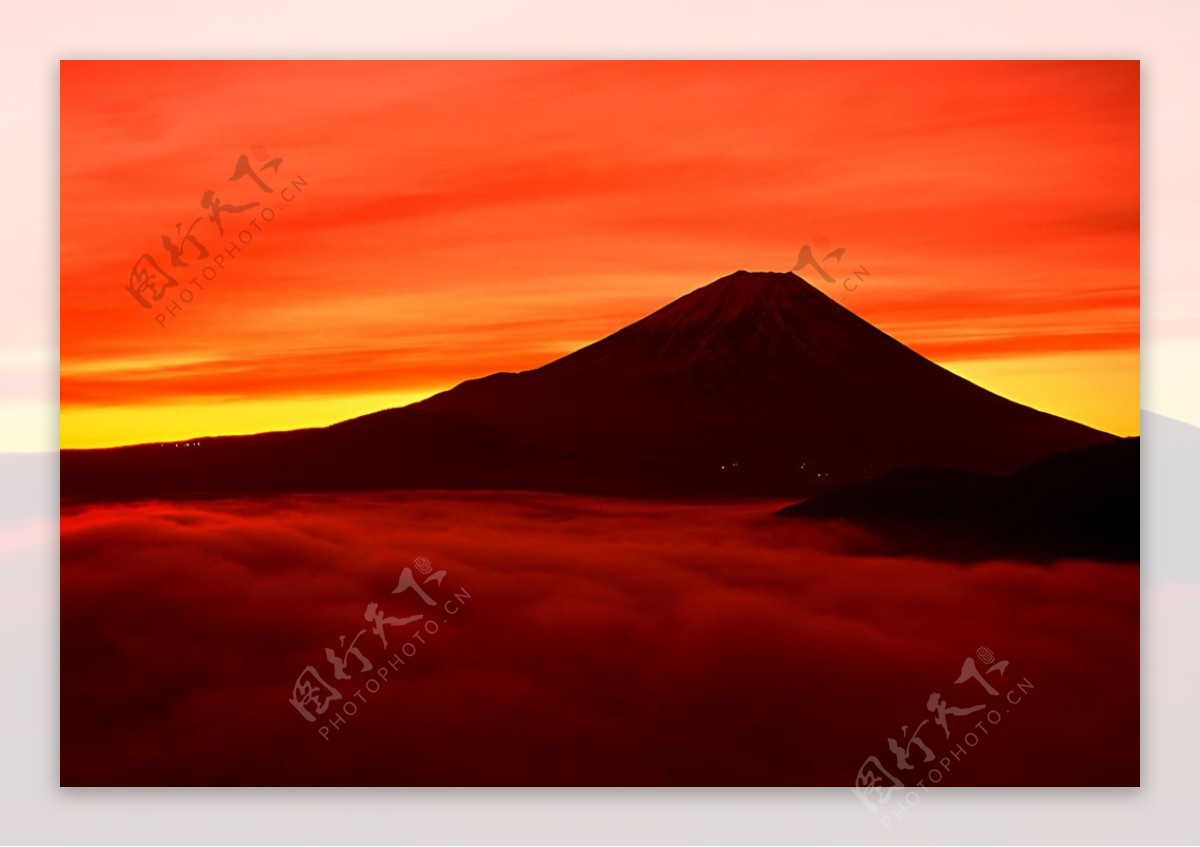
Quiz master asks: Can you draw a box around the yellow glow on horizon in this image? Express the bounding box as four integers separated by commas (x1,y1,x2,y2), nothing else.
941,350,1140,437
58,349,1141,450
60,390,438,450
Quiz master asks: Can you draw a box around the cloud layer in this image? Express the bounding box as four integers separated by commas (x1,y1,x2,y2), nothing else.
61,491,1138,786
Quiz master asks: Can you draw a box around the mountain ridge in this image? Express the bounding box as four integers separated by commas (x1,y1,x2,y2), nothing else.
778,436,1139,562
62,270,1115,503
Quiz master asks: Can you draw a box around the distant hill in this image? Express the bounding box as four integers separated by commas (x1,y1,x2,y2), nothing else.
778,437,1139,563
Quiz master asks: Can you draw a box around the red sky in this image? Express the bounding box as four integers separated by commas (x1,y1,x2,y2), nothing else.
60,61,1139,447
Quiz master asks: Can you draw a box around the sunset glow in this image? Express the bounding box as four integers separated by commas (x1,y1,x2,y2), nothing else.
60,61,1139,448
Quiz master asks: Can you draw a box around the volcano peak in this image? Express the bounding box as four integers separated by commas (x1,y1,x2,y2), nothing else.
62,267,1115,502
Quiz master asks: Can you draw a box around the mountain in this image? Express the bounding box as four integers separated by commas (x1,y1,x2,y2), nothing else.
62,270,1115,503
777,437,1139,562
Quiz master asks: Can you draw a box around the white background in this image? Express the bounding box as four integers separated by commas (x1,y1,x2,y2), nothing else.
2,1,1197,843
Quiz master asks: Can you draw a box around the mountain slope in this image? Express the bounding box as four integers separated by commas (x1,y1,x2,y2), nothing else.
62,270,1115,503
777,437,1139,562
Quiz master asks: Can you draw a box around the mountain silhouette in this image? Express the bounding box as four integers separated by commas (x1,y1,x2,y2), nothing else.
62,270,1115,502
777,437,1139,562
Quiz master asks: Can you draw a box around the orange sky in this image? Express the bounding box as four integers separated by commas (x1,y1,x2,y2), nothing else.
60,61,1139,448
